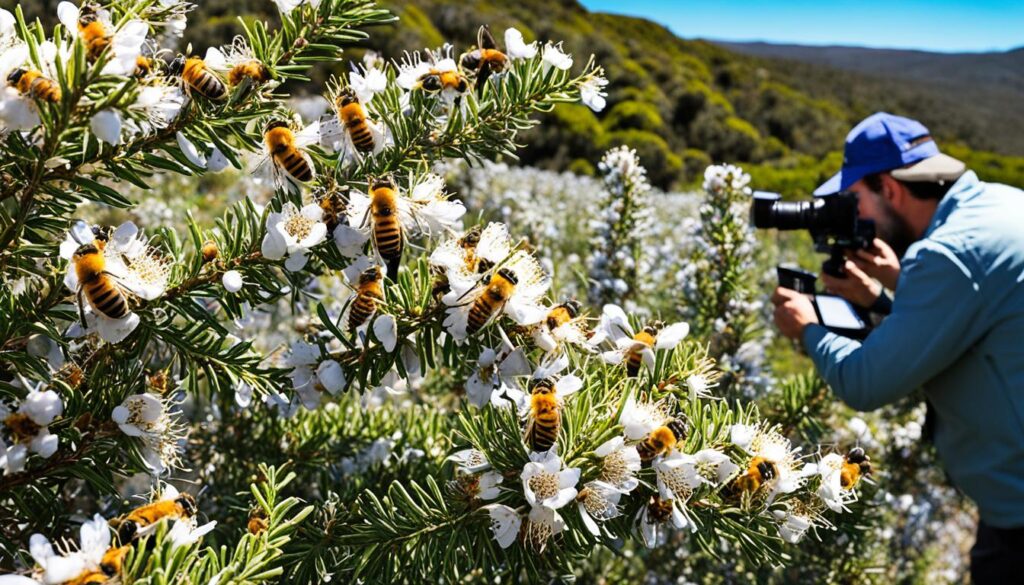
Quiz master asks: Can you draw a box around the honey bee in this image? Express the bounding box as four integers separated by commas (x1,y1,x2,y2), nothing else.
646,495,676,524
113,490,197,543
625,323,661,377
729,456,779,495
227,60,270,87
77,3,111,62
417,68,469,95
3,412,40,443
316,185,350,233
56,362,85,389
347,266,384,331
545,300,581,331
133,55,155,78
98,544,131,577
247,507,269,535
201,240,219,263
460,25,509,92
169,55,227,100
636,417,689,462
524,378,561,452
334,87,380,155
262,120,316,189
466,267,518,336
72,240,131,324
367,177,404,281
840,447,872,489
7,68,61,103
64,570,109,585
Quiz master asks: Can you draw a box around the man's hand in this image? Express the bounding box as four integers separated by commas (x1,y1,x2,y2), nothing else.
771,287,819,340
821,260,882,308
848,238,900,290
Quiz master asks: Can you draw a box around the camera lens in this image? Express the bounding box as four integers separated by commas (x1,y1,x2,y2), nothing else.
751,192,823,231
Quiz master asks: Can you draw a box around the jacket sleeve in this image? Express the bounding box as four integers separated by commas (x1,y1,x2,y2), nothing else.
801,240,983,411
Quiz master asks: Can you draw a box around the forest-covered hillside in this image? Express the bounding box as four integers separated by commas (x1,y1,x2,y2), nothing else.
9,0,1024,192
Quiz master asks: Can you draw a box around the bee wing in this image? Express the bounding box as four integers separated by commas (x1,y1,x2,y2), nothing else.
479,25,497,50
294,119,321,148
204,46,229,71
317,114,346,153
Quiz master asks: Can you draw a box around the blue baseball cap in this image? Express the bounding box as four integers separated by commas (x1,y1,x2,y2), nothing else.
814,112,965,195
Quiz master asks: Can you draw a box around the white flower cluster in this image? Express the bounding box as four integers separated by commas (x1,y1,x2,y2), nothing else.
0,383,63,475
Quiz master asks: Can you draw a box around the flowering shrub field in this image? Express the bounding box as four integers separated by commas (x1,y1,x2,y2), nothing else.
0,1,974,583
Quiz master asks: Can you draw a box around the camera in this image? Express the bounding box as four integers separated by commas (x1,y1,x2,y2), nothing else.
751,190,875,277
753,191,876,339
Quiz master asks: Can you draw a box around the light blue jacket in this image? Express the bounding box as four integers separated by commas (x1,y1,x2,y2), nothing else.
803,171,1024,528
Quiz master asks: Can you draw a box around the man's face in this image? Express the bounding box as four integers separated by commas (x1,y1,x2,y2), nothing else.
849,175,916,258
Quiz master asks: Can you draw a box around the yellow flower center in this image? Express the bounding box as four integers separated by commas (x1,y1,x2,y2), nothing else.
284,213,316,241
528,471,559,501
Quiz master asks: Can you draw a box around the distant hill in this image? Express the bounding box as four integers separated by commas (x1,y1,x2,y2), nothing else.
9,0,1023,191
718,41,1024,156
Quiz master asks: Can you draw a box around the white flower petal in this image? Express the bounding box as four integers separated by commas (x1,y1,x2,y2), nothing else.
222,270,243,292
90,110,122,145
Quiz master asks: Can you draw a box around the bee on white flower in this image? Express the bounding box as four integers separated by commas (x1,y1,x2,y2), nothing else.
725,423,809,505
815,450,869,513
636,494,688,549
618,395,671,441
57,1,148,77
429,222,514,293
396,44,468,107
334,173,466,267
447,449,503,501
442,246,549,343
0,26,39,132
0,383,63,475
27,513,111,584
111,392,187,474
588,304,689,376
319,81,391,166
261,201,329,271
204,36,275,91
531,298,590,356
252,117,320,194
61,221,171,343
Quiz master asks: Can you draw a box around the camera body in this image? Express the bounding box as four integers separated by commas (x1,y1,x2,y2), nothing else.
753,191,876,339
752,190,875,277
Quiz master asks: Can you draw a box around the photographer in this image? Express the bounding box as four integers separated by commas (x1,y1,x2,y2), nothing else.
770,112,1024,584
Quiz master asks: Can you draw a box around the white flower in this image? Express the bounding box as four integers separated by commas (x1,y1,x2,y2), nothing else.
177,131,206,168
618,396,668,441
0,385,63,474
541,42,573,71
315,359,345,395
270,0,319,13
448,448,491,474
579,73,608,112
478,471,503,500
773,508,813,544
349,63,388,104
525,505,565,550
442,249,550,343
222,270,243,292
531,300,589,355
734,424,805,504
520,450,580,511
730,423,756,450
465,337,531,409
111,393,185,473
167,518,217,549
685,374,714,401
504,28,537,60
234,380,253,408
657,449,739,493
130,82,185,135
261,202,328,271
594,436,642,493
371,314,398,352
484,504,521,549
90,110,122,145
206,146,230,172
576,480,623,536
29,513,109,584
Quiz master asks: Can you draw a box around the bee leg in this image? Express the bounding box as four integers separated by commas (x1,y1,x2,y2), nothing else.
77,287,89,329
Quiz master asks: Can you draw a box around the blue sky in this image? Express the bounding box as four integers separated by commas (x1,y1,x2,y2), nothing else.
578,0,1024,53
